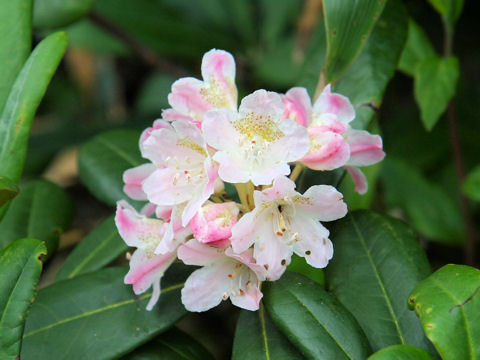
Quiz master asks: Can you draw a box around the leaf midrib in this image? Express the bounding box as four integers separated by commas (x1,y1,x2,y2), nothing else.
350,213,406,344
23,282,183,338
259,303,270,360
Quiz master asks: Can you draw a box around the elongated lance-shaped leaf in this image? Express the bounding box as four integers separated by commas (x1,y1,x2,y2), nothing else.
22,264,191,360
325,210,433,352
0,175,19,207
232,305,305,360
56,215,128,281
0,0,32,114
78,129,145,208
0,238,46,360
368,345,436,360
0,179,74,258
124,327,215,360
334,0,408,129
263,272,372,360
34,0,94,29
408,264,480,360
322,0,386,82
0,31,68,186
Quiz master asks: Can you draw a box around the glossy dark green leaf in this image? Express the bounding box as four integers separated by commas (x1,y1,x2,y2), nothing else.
414,56,459,131
0,175,19,207
398,20,436,76
0,32,68,185
124,327,214,360
409,264,480,360
78,129,145,207
325,210,432,351
287,254,324,286
463,165,480,201
22,264,191,360
135,72,174,116
368,345,436,360
56,215,128,281
323,0,386,82
34,0,94,28
232,305,304,360
334,0,408,129
264,272,372,360
0,0,32,114
427,0,464,27
259,0,301,47
381,158,464,244
0,180,74,257
0,238,46,360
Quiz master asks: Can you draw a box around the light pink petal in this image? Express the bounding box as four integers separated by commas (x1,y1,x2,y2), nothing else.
291,217,333,268
230,282,263,311
124,248,176,296
146,279,162,311
172,119,206,150
250,162,291,187
155,205,173,221
312,113,347,134
213,150,251,184
181,258,234,312
239,89,284,121
141,203,157,216
255,176,296,204
162,109,200,128
143,167,194,206
272,119,310,162
115,201,165,248
313,84,355,124
344,129,385,166
201,49,237,109
177,239,225,266
345,166,368,194
191,201,239,244
140,126,178,165
225,247,266,281
301,129,350,170
298,185,348,222
282,87,312,127
155,203,190,254
230,210,263,254
139,119,171,151
123,163,156,201
168,77,211,119
203,108,240,151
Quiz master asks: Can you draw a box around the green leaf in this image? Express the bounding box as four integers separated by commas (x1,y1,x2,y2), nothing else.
22,265,191,360
135,72,174,116
263,272,372,360
259,0,301,47
0,175,19,207
414,56,459,131
34,0,94,29
323,0,386,82
56,215,128,281
408,264,480,360
0,179,74,257
78,129,145,208
427,0,464,27
0,31,68,185
334,0,408,129
398,20,437,76
0,238,46,360
325,210,432,351
123,327,214,360
232,305,304,360
463,165,480,201
381,157,464,244
368,345,436,360
287,254,325,286
0,0,32,114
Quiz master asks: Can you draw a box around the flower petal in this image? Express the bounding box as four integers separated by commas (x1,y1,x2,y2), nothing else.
313,84,355,124
239,89,284,120
298,184,348,222
230,282,263,311
123,163,156,201
168,77,211,120
344,129,385,166
177,239,225,266
345,166,368,194
282,87,312,127
301,129,350,170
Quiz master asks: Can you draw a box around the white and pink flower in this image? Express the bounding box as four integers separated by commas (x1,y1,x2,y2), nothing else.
115,201,178,311
283,85,385,193
231,176,347,280
178,239,266,312
163,49,238,127
203,90,309,186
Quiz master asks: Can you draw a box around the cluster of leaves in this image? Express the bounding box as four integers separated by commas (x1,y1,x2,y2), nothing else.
0,0,479,359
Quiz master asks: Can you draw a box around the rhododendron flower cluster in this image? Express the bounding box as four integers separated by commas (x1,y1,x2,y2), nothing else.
115,49,385,312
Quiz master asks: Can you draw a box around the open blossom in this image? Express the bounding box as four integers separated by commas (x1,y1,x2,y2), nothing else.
283,85,385,193
163,49,238,127
231,176,347,280
178,239,266,312
203,90,309,186
190,201,239,248
140,119,218,226
115,201,177,311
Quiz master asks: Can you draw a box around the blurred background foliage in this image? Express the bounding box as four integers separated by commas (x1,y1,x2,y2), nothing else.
10,0,479,357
